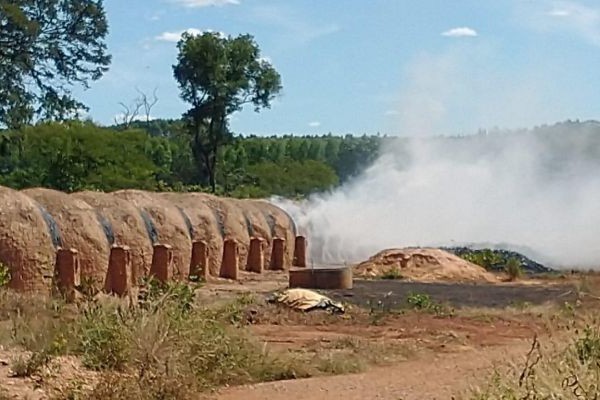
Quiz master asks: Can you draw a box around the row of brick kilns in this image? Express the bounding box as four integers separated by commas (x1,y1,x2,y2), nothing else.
0,186,306,297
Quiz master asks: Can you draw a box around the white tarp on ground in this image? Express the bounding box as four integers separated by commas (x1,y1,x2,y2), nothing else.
268,288,345,313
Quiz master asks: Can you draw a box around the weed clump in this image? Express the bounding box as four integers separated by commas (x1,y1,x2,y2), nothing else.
0,263,9,287
406,292,450,315
380,267,403,280
505,257,523,281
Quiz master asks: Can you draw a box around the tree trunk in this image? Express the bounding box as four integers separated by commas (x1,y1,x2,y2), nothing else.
209,170,216,193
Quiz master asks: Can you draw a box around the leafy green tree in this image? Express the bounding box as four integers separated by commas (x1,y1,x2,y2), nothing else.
0,0,111,128
0,122,164,192
173,31,282,192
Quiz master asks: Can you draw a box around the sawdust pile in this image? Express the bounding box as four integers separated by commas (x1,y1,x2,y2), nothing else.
354,247,499,283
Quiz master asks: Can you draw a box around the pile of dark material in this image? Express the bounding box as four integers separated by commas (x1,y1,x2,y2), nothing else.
442,246,554,274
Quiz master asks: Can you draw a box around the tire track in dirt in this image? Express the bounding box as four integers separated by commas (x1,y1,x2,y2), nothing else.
211,339,533,400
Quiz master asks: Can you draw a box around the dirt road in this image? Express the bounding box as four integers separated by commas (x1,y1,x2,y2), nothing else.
212,338,532,400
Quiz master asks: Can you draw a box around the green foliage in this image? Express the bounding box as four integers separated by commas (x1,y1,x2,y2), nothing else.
505,257,523,281
173,31,282,192
575,325,600,365
380,268,403,280
0,0,111,128
0,120,383,198
77,304,130,371
406,292,446,315
460,249,504,270
0,122,167,192
0,263,9,287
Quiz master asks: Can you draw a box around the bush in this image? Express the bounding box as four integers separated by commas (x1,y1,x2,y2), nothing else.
0,263,9,287
575,325,600,365
77,304,130,371
505,258,523,281
380,268,403,280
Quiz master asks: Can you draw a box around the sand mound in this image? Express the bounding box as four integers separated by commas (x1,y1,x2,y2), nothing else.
354,247,499,283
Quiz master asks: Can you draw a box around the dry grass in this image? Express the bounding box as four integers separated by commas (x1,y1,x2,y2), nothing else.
0,281,411,399
461,296,600,400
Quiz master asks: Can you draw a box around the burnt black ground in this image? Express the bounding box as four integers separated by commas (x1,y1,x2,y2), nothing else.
324,279,577,309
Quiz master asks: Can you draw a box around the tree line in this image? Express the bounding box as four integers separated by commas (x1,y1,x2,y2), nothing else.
0,120,382,198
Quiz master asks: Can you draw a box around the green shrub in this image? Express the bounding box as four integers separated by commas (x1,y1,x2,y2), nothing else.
575,325,600,365
0,263,9,287
380,268,403,280
406,292,449,315
505,257,523,281
77,305,130,371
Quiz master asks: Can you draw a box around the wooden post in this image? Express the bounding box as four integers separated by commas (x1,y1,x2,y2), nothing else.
105,245,131,296
270,237,286,271
150,244,173,283
293,236,307,268
191,240,209,281
55,248,81,302
247,237,265,273
220,239,238,280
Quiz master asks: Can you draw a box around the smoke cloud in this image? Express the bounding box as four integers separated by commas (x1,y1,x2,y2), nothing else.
273,45,600,270
275,128,600,269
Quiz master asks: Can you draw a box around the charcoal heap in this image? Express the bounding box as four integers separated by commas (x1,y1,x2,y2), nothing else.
442,246,553,274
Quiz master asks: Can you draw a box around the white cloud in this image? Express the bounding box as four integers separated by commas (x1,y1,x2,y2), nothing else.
171,0,239,8
308,121,321,128
384,110,399,116
441,27,478,37
155,28,226,42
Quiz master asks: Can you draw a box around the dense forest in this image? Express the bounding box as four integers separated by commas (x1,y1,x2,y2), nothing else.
0,119,382,198
1,119,599,199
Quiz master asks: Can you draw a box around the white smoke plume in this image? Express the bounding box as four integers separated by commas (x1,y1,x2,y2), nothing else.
273,44,600,270
274,128,600,269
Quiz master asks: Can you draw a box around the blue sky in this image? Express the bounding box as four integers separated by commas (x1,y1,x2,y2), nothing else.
75,0,600,136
